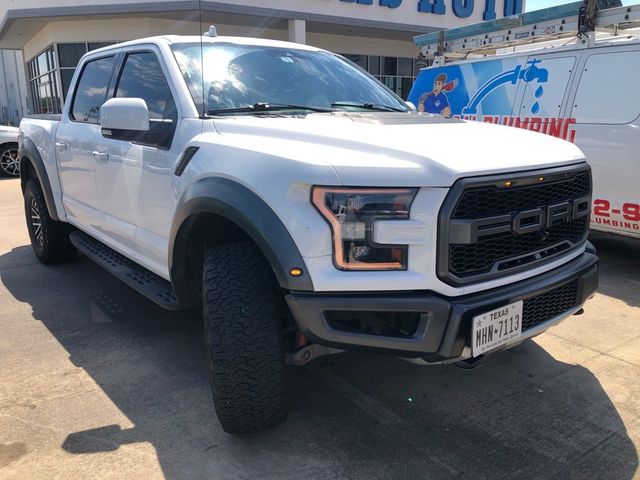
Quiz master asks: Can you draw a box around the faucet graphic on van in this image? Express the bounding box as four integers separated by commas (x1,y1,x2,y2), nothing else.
461,59,548,116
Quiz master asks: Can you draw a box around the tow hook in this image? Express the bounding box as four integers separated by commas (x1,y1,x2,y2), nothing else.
455,355,485,370
286,344,344,366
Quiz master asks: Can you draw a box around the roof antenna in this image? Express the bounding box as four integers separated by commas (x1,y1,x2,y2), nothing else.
204,25,218,37
198,0,206,118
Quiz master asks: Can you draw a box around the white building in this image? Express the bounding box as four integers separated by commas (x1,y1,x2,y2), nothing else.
0,0,523,117
0,49,27,125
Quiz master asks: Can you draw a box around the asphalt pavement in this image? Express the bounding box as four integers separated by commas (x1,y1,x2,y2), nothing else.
0,177,639,480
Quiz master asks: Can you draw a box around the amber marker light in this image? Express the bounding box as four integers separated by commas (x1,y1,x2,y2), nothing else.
290,268,304,277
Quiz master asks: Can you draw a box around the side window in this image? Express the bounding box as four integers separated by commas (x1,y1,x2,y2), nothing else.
71,56,115,123
113,51,177,148
115,52,177,122
572,50,640,124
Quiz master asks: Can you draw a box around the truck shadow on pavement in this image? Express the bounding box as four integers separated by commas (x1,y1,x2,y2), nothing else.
1,245,638,480
589,232,640,308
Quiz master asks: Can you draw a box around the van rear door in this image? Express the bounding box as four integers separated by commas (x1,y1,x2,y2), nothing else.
566,46,640,238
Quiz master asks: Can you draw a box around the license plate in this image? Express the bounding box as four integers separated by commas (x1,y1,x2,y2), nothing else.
472,301,523,357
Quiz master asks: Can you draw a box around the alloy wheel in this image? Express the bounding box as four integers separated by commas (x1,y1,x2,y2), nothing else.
0,148,19,176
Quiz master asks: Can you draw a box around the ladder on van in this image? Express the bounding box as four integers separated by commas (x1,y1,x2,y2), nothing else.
414,0,640,64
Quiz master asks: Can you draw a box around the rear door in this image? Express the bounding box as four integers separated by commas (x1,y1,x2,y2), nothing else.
566,46,640,238
93,47,180,276
56,54,117,227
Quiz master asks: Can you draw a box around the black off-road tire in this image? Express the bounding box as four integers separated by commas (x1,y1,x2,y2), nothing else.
24,177,76,264
203,242,287,434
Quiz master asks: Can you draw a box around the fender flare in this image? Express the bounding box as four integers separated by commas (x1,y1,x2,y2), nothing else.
19,137,61,221
169,177,314,300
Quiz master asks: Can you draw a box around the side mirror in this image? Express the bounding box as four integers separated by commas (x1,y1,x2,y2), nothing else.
100,98,150,133
405,101,417,112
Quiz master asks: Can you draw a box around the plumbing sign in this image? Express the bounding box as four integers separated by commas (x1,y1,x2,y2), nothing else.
408,56,578,142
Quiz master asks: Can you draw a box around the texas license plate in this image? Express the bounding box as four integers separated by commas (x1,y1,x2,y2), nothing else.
472,301,523,357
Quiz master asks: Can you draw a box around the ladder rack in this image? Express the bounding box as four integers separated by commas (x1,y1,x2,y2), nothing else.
414,0,640,61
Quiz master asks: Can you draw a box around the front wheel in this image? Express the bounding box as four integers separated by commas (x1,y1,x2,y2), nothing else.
24,177,76,264
203,242,287,434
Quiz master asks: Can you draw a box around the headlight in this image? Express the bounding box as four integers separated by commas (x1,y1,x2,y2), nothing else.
312,187,417,271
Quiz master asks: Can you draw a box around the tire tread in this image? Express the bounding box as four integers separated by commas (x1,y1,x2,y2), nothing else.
203,242,287,434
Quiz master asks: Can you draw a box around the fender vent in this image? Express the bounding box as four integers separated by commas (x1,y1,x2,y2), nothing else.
174,146,200,176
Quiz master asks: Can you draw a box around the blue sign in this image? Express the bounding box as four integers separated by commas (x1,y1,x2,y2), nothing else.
407,57,578,143
339,0,522,19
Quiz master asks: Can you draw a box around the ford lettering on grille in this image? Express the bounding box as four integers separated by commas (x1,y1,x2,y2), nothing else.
449,195,591,244
437,164,592,286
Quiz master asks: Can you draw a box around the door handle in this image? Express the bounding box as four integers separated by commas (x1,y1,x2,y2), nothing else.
92,151,109,162
55,142,67,151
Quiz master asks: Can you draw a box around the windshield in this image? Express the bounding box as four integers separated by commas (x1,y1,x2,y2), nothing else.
171,42,409,115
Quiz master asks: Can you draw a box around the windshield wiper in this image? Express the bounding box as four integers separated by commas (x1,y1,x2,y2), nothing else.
205,102,332,116
331,102,406,112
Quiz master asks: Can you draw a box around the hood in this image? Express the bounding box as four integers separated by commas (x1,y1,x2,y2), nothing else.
0,125,18,133
211,112,586,187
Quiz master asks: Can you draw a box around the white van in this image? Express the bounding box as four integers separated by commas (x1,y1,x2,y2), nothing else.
408,36,640,239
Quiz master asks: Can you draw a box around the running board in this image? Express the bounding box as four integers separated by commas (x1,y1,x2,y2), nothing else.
70,231,185,311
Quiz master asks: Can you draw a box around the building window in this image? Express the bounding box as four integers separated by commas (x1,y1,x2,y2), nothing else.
26,42,116,115
27,46,61,115
342,54,425,100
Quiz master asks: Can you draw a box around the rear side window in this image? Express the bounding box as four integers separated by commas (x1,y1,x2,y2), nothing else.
115,52,177,121
71,56,115,124
572,50,640,124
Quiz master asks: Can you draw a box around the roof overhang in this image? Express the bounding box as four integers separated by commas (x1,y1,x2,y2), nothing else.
0,0,437,50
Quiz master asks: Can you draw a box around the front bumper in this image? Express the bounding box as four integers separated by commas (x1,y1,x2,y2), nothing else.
286,243,598,362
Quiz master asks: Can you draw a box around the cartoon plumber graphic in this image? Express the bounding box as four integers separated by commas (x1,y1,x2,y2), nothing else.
418,73,458,118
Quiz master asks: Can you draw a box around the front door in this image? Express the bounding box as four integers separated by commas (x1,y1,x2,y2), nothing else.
94,49,180,276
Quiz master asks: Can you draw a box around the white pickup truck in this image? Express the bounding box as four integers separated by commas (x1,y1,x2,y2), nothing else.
19,33,599,434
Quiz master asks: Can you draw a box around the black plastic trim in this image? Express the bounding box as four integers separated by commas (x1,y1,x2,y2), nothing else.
169,177,314,300
286,246,598,358
18,137,60,221
437,162,592,287
174,146,199,176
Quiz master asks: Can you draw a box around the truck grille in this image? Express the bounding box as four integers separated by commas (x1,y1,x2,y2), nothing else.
452,172,590,218
450,217,588,276
438,164,591,286
522,280,579,332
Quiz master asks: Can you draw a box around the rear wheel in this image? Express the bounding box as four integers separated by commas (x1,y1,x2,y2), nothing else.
0,143,19,177
24,177,76,264
203,242,287,434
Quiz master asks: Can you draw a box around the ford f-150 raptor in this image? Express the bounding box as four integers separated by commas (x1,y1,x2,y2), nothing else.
19,33,598,434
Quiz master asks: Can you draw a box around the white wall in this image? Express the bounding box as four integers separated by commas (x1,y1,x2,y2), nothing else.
5,0,524,33
24,17,420,61
0,49,27,125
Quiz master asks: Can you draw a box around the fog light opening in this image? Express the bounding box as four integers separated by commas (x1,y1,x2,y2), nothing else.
325,311,422,338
